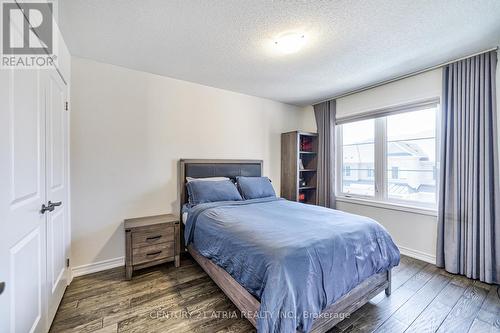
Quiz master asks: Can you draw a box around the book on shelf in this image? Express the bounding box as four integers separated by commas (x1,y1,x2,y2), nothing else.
299,159,304,170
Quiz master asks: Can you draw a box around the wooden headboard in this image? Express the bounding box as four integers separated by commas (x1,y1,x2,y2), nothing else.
178,159,263,211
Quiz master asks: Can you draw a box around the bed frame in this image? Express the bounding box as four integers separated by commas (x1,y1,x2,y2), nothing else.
179,159,391,333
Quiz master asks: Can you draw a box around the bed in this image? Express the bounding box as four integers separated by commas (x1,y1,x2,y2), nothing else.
179,159,400,333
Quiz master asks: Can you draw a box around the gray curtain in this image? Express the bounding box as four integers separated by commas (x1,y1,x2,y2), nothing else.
437,50,500,284
313,100,336,208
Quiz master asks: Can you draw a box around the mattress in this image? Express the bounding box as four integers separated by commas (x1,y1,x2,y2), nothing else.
184,197,400,333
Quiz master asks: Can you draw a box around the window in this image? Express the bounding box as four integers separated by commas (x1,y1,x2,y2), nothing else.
337,104,439,208
391,167,399,179
341,119,375,196
386,109,437,204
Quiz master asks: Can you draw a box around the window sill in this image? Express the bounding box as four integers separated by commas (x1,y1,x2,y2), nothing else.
335,196,438,217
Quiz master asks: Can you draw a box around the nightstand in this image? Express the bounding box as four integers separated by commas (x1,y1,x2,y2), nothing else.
124,214,180,280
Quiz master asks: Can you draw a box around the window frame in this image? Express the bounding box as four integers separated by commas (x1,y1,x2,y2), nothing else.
335,100,440,212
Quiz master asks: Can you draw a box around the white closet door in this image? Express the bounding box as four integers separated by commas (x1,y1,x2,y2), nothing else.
0,5,70,331
0,67,47,333
44,69,70,324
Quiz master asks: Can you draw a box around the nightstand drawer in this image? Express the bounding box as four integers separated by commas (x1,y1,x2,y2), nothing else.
132,242,174,265
124,213,180,279
131,226,174,248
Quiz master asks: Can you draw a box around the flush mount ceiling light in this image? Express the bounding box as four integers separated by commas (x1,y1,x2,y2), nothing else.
273,32,306,54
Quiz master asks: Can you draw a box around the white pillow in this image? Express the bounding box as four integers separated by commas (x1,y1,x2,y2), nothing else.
186,176,230,182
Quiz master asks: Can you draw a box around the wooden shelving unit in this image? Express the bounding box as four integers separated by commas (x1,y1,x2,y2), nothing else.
281,131,318,205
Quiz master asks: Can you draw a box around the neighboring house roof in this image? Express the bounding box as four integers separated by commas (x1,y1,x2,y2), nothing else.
388,183,436,194
389,183,412,194
417,184,436,193
388,141,428,158
343,141,432,163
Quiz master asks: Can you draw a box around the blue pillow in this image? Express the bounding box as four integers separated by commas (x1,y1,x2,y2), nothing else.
237,176,276,199
186,179,242,205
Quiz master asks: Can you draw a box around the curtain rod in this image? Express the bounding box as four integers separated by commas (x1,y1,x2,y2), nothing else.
314,46,499,105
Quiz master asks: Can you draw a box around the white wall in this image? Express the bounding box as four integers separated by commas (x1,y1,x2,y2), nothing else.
70,57,307,269
336,70,442,119
334,202,437,262
299,106,316,131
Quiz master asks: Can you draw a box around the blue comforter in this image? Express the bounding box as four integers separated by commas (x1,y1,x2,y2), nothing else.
184,197,400,333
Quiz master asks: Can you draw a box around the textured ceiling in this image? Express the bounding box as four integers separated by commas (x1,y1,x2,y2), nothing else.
59,0,500,106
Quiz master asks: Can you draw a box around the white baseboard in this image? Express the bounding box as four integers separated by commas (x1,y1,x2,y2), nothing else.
68,247,435,282
398,245,436,265
71,256,125,279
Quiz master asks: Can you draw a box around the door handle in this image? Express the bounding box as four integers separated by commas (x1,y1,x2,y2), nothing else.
48,201,62,209
40,204,54,214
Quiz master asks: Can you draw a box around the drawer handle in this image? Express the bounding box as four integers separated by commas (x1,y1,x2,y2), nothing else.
146,235,162,241
146,251,162,256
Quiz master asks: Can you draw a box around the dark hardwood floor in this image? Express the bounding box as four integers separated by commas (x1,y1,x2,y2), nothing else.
50,255,500,333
